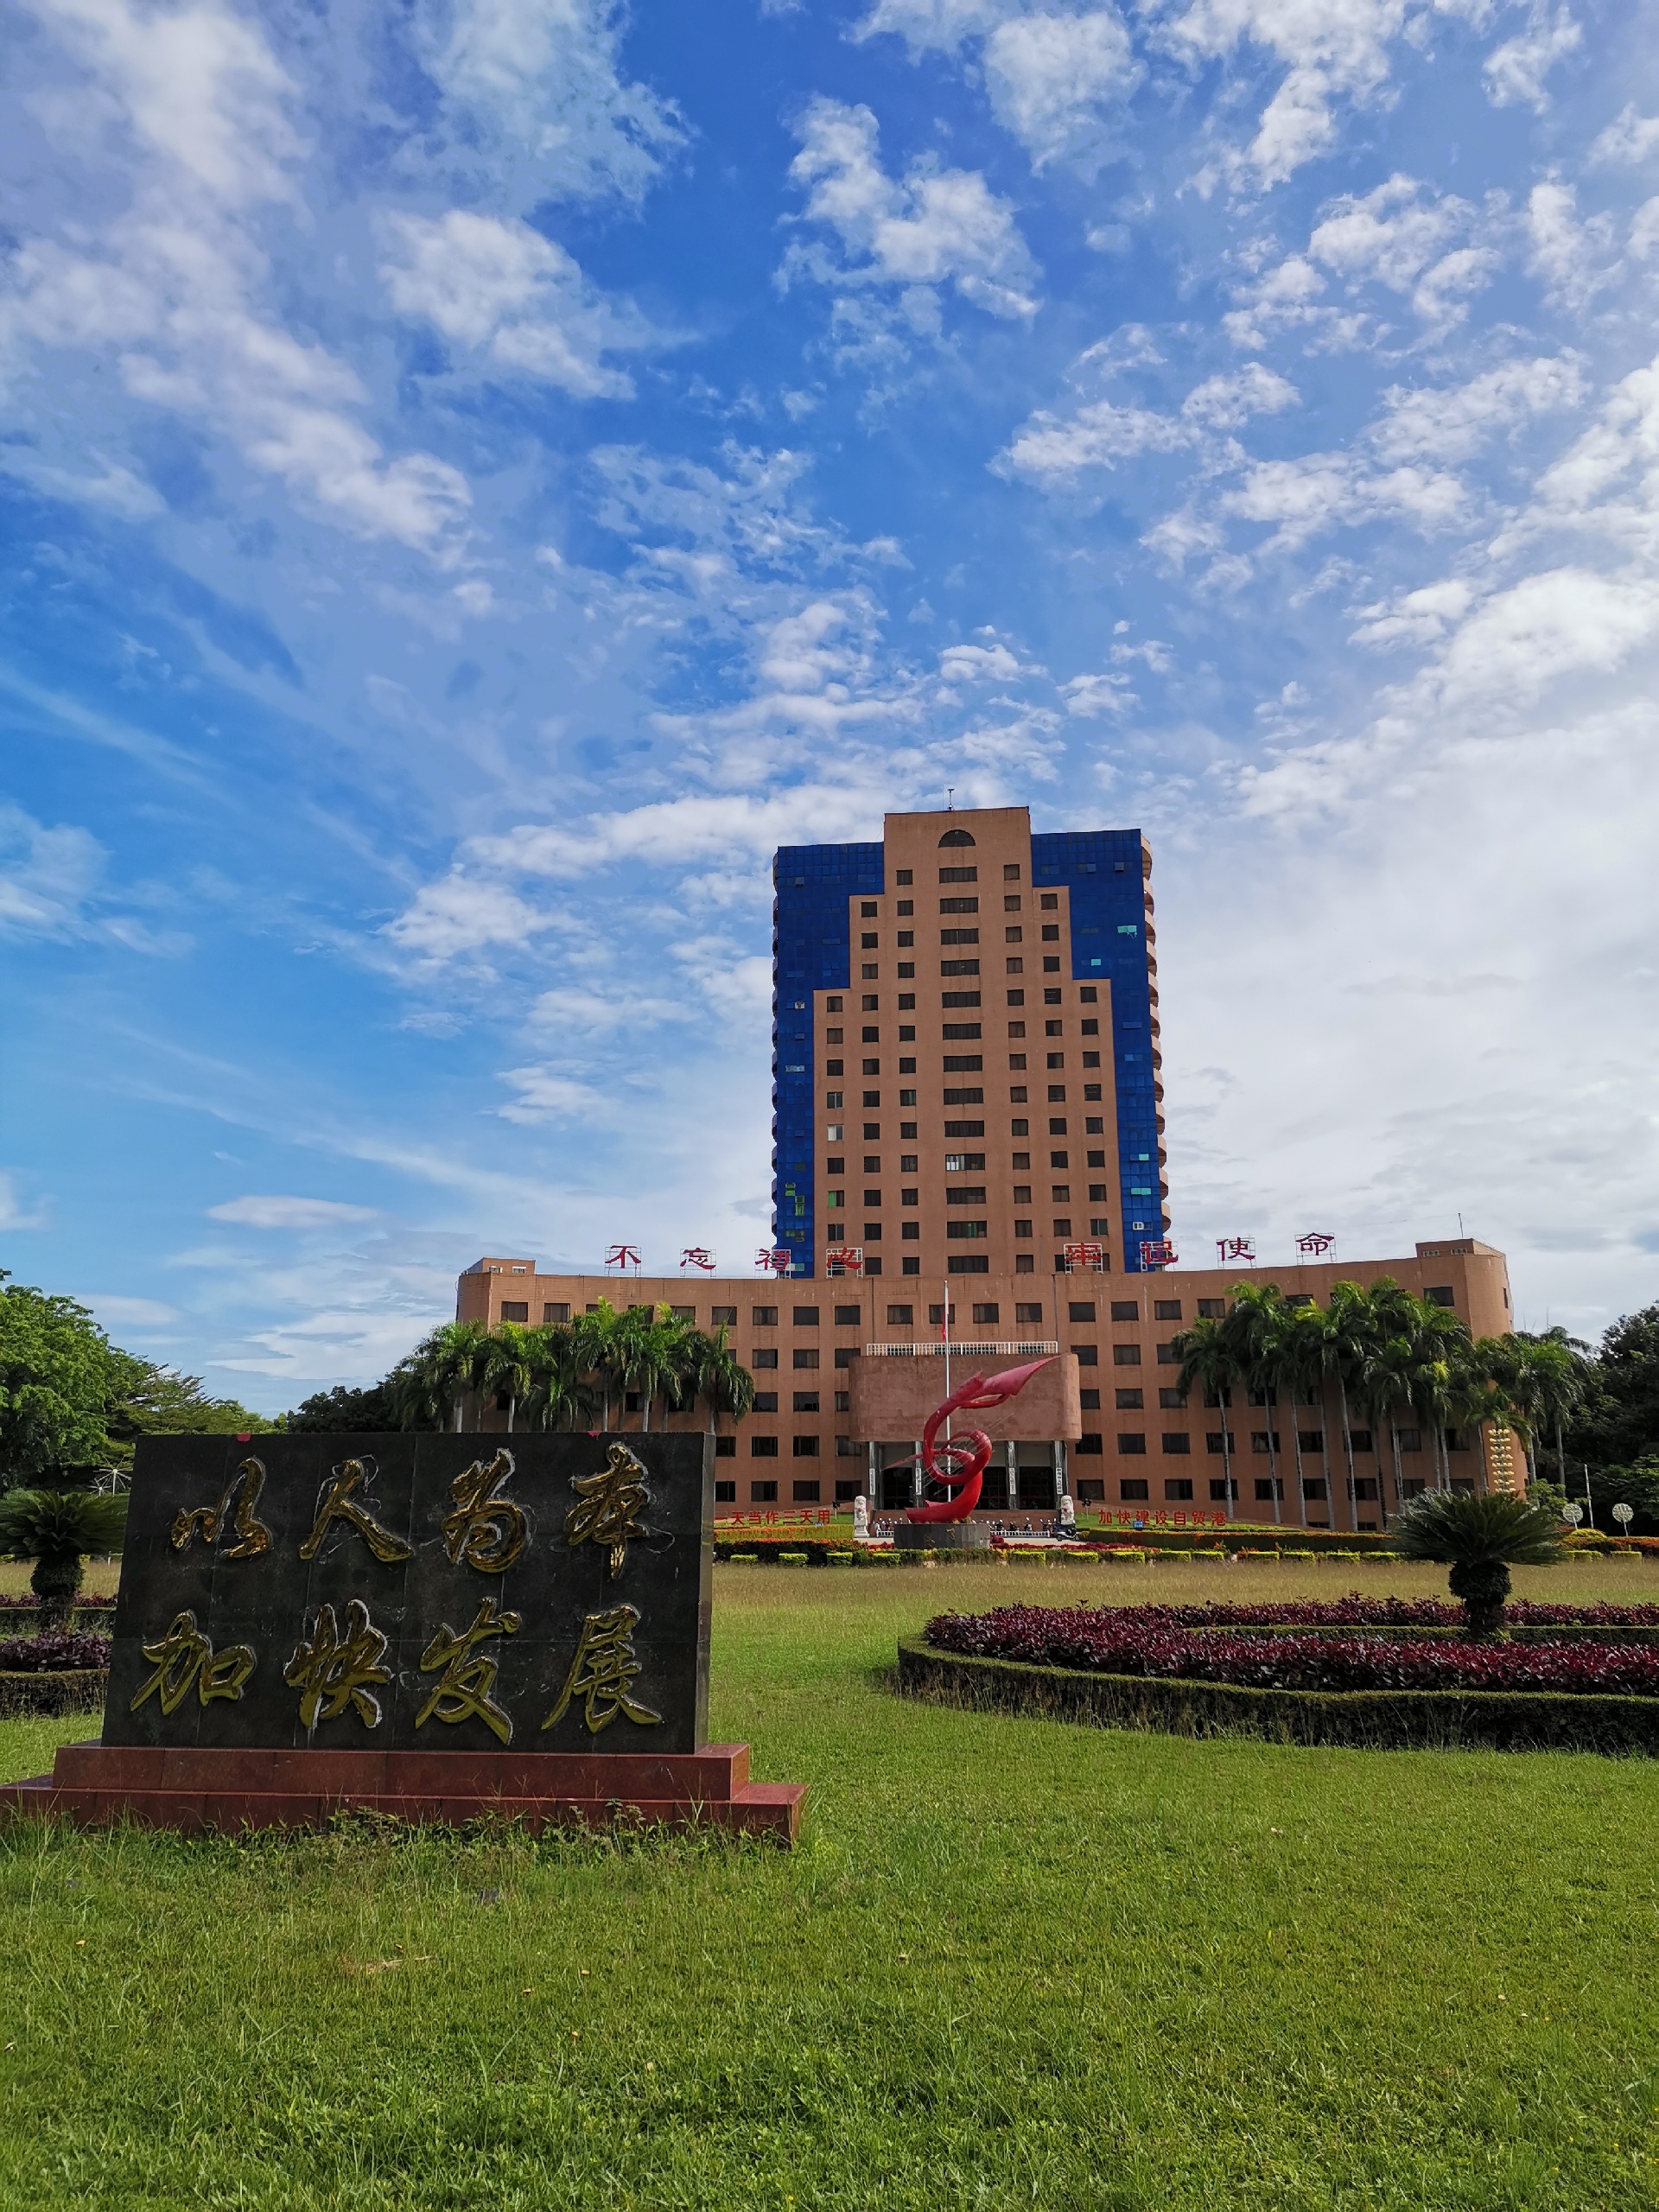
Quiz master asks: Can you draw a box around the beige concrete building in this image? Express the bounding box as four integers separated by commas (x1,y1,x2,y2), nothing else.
455,805,1517,1532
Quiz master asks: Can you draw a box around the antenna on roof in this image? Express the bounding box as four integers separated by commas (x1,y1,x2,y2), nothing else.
946,785,954,810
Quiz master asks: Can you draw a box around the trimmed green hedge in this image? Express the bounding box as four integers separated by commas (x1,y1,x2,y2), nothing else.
0,1669,106,1719
895,1638,1659,1754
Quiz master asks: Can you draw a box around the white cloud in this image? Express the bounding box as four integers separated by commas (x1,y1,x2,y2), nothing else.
2,0,474,552
995,360,1296,486
1590,105,1659,167
1525,181,1618,315
785,98,1039,324
207,1196,378,1229
1158,0,1415,187
982,11,1141,175
382,874,562,958
0,1173,49,1231
853,0,1019,50
939,640,1026,682
30,0,305,207
1482,3,1582,111
1061,670,1137,715
1347,575,1474,648
494,1067,606,1122
1220,452,1469,550
88,1294,182,1326
1370,356,1586,464
414,0,683,205
1426,567,1659,706
380,209,651,398
0,803,105,937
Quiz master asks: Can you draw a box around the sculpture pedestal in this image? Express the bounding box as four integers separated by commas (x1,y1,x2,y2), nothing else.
894,1520,992,1552
3,1742,804,1843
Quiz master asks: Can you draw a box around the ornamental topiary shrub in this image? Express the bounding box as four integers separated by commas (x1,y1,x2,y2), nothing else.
1391,1491,1567,1638
0,1486,127,1629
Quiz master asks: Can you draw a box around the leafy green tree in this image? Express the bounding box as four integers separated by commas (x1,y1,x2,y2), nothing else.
477,1319,543,1434
1173,1313,1241,1516
1391,1490,1567,1638
1222,1282,1290,1526
105,1354,276,1459
284,1382,397,1433
523,1328,598,1433
0,1484,129,1626
686,1325,756,1440
0,1273,119,1484
1565,1306,1659,1472
386,1321,489,1432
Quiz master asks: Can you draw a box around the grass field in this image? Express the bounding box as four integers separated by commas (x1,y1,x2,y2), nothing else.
1,1557,1657,2209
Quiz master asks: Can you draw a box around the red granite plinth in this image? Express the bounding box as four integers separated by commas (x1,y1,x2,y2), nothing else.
2,1742,804,1843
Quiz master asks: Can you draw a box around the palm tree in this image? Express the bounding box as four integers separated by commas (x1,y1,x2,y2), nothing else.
1497,1332,1588,1494
478,1320,541,1435
523,1326,598,1433
387,1320,489,1433
1274,1301,1328,1530
1224,1282,1288,1527
1318,1281,1374,1529
1392,1489,1567,1637
570,1300,625,1429
0,1482,128,1628
686,1325,756,1443
1173,1313,1241,1518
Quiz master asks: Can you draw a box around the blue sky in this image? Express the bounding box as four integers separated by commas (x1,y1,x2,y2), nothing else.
3,0,1657,1408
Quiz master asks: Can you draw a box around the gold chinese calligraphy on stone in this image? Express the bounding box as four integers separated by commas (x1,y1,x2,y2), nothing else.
130,1611,256,1716
564,1444,650,1577
542,1604,662,1736
285,1599,391,1730
298,1458,412,1565
416,1597,520,1745
442,1449,527,1573
171,1456,272,1560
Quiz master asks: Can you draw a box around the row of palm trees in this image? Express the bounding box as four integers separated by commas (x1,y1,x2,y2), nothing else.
385,1304,756,1439
1173,1279,1586,1532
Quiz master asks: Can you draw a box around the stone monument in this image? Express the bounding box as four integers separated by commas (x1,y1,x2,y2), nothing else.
6,1431,804,1840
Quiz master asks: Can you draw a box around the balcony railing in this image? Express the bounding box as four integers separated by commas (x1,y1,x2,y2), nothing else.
862,1340,1059,1358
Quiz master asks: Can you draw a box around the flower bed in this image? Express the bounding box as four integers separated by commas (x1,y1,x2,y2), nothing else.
0,1630,111,1673
0,1630,111,1718
923,1605,1659,1693
1022,1596,1659,1630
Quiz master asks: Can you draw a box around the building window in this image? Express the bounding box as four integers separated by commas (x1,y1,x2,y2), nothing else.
1080,1389,1100,1409
1198,1298,1226,1318
751,1479,779,1501
1156,1342,1179,1365
973,1302,1000,1324
715,1436,736,1459
1303,1478,1328,1501
750,1437,779,1459
1250,1431,1281,1453
1068,1300,1096,1321
887,1303,913,1325
1161,1433,1192,1455
1298,1429,1324,1452
792,1479,822,1501
1397,1427,1422,1452
1075,1433,1103,1455
793,1306,820,1325
752,1348,779,1370
1206,1433,1234,1454
1116,1389,1143,1409
543,1302,570,1324
712,1305,737,1325
792,1391,820,1412
1352,1478,1379,1501
1351,1428,1374,1452
835,1478,861,1501
1110,1300,1138,1320
753,1393,779,1413
500,1300,529,1322
1209,1479,1230,1502
947,1255,990,1273
1164,1478,1193,1501
1154,1300,1182,1321
835,1304,861,1325
1159,1388,1186,1409
1112,1344,1141,1365
1426,1286,1456,1307
793,1348,820,1370
1120,1478,1149,1501
753,1306,779,1326
715,1480,736,1503
793,1435,820,1458
1254,1478,1282,1501
1077,1478,1106,1503
1072,1344,1098,1366
1117,1432,1147,1455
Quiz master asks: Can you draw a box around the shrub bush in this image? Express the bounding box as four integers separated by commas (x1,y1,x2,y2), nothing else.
0,1630,111,1673
923,1605,1659,1696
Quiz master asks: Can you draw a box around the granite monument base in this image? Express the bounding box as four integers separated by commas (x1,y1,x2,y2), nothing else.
893,1520,992,1553
3,1741,804,1842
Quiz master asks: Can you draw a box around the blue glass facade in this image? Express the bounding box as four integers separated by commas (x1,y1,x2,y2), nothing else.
1030,829,1166,1274
772,841,884,1277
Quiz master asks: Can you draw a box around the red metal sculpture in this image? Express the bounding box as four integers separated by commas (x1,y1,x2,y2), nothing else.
904,1357,1054,1523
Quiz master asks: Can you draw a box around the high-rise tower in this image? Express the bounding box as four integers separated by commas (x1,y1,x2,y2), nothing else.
771,806,1168,1279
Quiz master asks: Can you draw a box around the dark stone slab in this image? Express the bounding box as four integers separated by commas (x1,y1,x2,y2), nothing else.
104,1432,713,1756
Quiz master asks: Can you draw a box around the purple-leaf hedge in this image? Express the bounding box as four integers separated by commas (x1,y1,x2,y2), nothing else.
0,1631,111,1674
925,1606,1659,1695
1020,1595,1659,1630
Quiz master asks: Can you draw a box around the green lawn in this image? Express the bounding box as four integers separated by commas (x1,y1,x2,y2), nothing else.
1,1559,1657,2209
